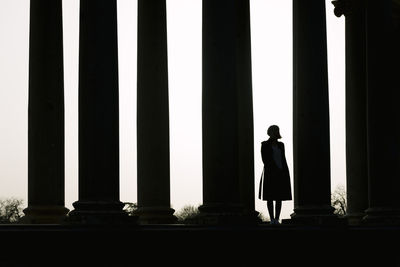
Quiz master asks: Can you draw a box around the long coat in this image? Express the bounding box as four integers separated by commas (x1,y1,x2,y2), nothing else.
258,139,292,201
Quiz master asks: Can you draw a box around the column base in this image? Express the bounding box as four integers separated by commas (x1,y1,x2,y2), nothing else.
346,212,366,226
20,205,69,224
362,207,400,226
242,210,263,225
286,205,343,226
198,204,260,225
67,201,136,225
134,207,177,224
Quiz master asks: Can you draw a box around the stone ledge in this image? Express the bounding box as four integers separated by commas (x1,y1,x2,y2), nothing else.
0,224,399,266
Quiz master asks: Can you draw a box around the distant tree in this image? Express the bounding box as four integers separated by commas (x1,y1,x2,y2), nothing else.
123,202,138,216
331,185,347,217
174,205,200,223
0,198,24,223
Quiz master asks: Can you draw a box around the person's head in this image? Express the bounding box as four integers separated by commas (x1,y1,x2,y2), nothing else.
267,125,282,140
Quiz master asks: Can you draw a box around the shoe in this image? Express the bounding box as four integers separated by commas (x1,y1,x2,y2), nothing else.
270,219,275,225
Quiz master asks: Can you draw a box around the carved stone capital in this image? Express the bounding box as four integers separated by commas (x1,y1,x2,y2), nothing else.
331,0,347,17
332,0,368,18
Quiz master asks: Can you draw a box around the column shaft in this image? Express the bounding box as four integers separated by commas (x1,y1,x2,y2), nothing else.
200,0,257,224
69,0,127,223
236,1,258,220
364,0,400,225
291,0,335,223
23,0,69,224
136,0,176,224
344,0,369,225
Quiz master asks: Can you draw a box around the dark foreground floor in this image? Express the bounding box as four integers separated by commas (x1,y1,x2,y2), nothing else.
0,224,399,267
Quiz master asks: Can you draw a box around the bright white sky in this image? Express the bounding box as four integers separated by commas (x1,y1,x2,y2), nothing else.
0,0,345,220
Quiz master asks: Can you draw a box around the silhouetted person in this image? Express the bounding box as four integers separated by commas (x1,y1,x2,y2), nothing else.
259,125,292,224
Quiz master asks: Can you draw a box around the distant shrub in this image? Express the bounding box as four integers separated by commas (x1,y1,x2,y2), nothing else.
0,198,24,223
123,202,138,216
257,211,267,222
331,185,347,217
175,205,200,223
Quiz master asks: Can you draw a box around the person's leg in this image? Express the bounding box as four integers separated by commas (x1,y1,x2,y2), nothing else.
267,201,274,223
275,200,282,223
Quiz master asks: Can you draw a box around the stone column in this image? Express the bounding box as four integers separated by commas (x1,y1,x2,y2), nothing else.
332,0,369,226
136,0,176,224
200,0,258,224
363,0,400,225
68,0,128,224
22,0,69,224
290,0,336,224
236,0,259,222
